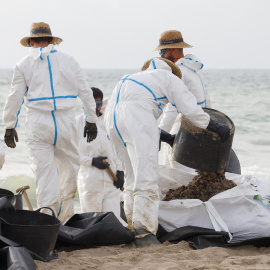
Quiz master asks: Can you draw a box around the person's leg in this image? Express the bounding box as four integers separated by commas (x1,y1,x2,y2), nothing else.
122,109,160,238
27,140,61,215
25,110,61,216
103,187,127,226
78,190,103,213
54,110,79,221
106,116,135,229
77,168,104,213
127,129,160,236
113,104,160,238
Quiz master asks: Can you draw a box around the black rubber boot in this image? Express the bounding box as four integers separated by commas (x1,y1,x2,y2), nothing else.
135,234,161,247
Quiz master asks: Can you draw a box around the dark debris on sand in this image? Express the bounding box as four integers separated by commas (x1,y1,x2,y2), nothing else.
164,171,236,202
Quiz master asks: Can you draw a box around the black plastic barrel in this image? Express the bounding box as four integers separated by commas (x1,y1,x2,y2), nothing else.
0,188,23,210
172,108,235,173
0,207,60,261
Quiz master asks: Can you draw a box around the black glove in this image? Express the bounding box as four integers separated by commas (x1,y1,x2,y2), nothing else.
4,128,19,148
206,118,230,142
114,170,124,189
160,129,175,147
92,156,110,169
84,122,97,142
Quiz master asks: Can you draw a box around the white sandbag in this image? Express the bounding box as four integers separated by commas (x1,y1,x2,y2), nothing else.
158,172,270,243
158,164,196,197
159,199,211,232
210,194,270,243
159,199,232,239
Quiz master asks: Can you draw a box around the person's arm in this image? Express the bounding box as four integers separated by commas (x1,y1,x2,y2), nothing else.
159,103,178,133
205,87,212,108
80,154,93,167
76,62,97,124
3,65,27,148
75,61,98,142
200,73,212,108
165,73,210,129
165,73,229,141
3,65,26,129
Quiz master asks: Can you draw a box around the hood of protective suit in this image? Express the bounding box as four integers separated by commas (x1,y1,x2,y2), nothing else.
29,44,54,60
143,58,182,79
176,54,204,71
145,58,172,73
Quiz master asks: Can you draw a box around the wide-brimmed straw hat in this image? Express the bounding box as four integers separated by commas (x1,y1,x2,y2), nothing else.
154,30,193,51
20,22,63,47
141,57,182,79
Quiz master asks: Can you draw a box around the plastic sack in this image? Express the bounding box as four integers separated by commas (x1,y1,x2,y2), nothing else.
158,171,270,243
57,212,134,246
0,235,36,270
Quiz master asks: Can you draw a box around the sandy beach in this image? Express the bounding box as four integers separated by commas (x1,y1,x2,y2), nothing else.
35,241,270,270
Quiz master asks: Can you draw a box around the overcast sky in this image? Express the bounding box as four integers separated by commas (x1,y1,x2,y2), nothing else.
1,0,270,69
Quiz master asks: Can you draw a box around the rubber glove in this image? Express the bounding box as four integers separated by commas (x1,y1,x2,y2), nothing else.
160,129,175,147
4,128,19,148
92,156,110,169
84,122,97,142
206,119,230,142
114,170,124,189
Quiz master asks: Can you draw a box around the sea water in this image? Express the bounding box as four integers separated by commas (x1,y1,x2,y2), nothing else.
0,68,269,211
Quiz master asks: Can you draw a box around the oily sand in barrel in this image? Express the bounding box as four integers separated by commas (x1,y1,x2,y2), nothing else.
164,171,236,202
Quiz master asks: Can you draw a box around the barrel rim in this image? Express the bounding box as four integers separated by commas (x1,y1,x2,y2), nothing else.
0,210,61,227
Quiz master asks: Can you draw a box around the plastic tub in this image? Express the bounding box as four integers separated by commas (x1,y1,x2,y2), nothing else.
0,207,60,261
0,188,23,210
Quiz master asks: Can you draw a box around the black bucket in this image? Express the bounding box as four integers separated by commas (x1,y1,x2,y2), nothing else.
226,149,241,175
0,207,60,261
172,108,235,173
0,188,23,210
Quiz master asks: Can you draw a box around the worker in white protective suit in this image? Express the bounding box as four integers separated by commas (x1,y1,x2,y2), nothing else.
154,30,211,169
2,22,98,221
104,57,230,246
76,87,125,224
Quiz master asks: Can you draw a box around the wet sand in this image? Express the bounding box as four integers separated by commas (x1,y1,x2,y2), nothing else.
35,241,270,270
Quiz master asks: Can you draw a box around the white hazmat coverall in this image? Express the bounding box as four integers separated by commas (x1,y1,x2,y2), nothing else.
2,45,97,220
105,58,210,236
76,113,124,223
159,54,211,169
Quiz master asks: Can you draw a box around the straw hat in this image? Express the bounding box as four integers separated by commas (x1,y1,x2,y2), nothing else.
154,30,193,51
20,22,62,47
141,57,182,79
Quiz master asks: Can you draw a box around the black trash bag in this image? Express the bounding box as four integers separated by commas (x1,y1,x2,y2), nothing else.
224,237,270,248
0,236,36,270
157,225,230,249
0,197,15,213
188,234,230,249
57,212,134,246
